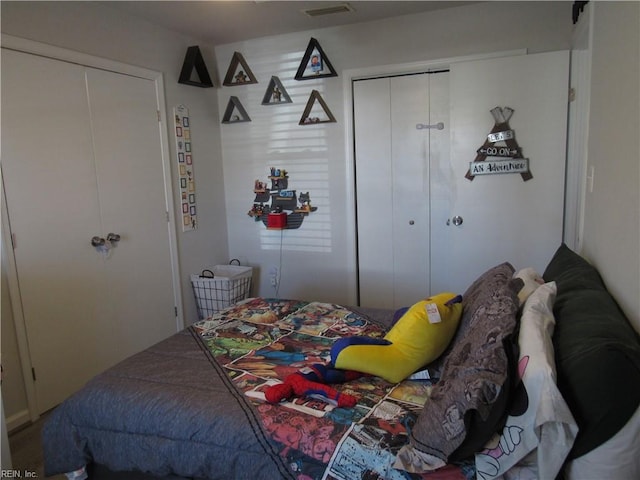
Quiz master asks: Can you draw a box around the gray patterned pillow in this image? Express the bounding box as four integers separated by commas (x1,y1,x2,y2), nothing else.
395,263,520,472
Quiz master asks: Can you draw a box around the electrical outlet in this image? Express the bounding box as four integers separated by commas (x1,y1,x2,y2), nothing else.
269,267,279,287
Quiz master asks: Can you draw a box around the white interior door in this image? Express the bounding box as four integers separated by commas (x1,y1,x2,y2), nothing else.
430,51,570,294
85,68,177,359
354,72,449,308
1,49,178,413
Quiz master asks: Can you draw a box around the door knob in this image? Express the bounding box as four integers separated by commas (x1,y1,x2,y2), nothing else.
91,236,105,247
452,216,463,226
106,233,121,243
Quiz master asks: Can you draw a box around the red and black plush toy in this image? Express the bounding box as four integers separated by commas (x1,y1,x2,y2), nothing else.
264,363,361,407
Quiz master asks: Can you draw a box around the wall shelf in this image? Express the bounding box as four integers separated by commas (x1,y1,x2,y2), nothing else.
222,96,251,124
223,51,258,86
178,46,214,88
295,38,337,81
299,90,336,125
262,76,292,105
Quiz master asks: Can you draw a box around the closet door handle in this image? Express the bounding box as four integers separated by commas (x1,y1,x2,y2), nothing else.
446,216,464,226
106,233,121,243
91,236,105,247
416,122,444,130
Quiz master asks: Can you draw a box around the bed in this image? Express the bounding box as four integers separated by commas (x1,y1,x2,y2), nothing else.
42,245,640,480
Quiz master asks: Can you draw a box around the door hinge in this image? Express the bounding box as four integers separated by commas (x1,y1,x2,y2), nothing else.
174,306,178,317
11,232,16,249
166,211,170,222
157,110,162,122
32,367,36,381
569,87,576,102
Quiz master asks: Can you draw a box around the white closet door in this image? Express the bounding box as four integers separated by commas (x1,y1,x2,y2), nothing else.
2,50,108,412
85,68,176,359
2,49,177,413
354,77,394,308
355,73,448,308
431,51,570,294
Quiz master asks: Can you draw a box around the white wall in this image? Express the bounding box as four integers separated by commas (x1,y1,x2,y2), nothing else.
580,1,640,330
216,1,572,304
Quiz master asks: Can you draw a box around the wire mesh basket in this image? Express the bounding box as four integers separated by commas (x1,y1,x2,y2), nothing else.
191,264,253,319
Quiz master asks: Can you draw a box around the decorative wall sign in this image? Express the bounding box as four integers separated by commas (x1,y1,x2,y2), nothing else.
223,51,258,86
178,46,214,88
222,96,251,124
299,90,336,125
248,168,317,229
466,106,532,181
174,105,197,231
261,76,292,105
295,38,338,80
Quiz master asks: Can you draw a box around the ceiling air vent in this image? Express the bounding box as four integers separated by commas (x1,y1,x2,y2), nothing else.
302,3,355,17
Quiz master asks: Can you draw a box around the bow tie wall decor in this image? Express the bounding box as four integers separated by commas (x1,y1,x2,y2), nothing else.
466,107,532,181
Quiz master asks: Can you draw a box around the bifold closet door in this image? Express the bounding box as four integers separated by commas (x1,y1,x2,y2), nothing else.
430,51,570,294
2,50,109,413
354,73,449,308
84,68,176,358
2,49,176,413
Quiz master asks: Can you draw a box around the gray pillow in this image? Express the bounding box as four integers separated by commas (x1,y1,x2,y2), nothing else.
408,263,520,464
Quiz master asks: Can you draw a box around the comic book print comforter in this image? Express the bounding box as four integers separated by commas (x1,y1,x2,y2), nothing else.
194,298,475,480
43,298,475,480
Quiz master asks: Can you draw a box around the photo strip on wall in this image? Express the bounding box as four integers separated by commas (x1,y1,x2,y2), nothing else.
174,105,198,231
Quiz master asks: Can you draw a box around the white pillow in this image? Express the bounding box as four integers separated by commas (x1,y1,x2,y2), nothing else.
564,404,640,480
513,267,544,306
475,282,578,480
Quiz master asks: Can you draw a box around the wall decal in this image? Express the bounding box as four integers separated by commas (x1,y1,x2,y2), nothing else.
295,38,338,80
248,168,317,229
466,106,532,181
174,105,197,231
223,51,258,86
178,46,214,88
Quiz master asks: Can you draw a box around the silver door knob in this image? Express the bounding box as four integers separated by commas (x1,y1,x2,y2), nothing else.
409,220,415,225
106,233,121,243
452,216,463,226
91,236,105,247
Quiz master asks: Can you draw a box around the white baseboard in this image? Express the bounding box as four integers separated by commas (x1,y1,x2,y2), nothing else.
6,409,30,433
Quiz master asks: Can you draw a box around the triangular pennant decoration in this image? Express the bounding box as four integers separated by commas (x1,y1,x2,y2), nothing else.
466,107,532,181
299,90,336,125
222,96,251,124
178,46,214,88
295,38,338,81
262,76,293,105
223,51,258,86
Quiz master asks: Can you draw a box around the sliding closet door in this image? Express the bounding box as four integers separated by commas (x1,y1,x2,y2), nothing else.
2,49,177,413
354,73,449,308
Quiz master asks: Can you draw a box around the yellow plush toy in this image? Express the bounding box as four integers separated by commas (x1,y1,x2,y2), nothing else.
330,292,463,383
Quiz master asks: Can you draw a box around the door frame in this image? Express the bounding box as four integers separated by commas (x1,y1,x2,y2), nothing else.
0,34,184,422
342,49,527,305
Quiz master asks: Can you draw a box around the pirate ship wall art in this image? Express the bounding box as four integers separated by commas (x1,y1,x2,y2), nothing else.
248,168,317,229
